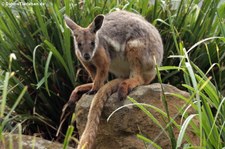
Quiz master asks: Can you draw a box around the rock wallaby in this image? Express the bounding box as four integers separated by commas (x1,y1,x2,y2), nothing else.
64,10,163,149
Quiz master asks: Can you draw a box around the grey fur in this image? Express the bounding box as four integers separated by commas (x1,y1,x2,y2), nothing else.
96,10,163,77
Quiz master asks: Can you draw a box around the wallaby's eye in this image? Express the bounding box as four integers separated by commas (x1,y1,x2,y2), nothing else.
77,42,82,48
91,41,95,47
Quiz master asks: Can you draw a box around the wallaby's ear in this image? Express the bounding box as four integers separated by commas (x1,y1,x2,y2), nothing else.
64,15,80,31
89,15,104,33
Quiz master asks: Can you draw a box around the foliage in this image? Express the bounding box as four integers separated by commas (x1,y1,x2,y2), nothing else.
128,40,225,148
0,0,224,148
0,54,27,148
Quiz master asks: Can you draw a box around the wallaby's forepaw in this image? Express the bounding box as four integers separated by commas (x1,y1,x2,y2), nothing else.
86,89,98,95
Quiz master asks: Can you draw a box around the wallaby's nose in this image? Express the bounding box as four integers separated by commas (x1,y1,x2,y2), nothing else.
83,53,91,61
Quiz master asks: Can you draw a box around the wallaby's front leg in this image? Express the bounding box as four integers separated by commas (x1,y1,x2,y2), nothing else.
89,47,110,94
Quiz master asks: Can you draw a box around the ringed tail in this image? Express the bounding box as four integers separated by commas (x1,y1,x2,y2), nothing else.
77,78,124,149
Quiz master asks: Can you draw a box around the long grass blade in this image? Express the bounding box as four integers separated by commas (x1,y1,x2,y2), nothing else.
0,72,10,118
137,134,162,149
176,114,197,148
44,51,53,96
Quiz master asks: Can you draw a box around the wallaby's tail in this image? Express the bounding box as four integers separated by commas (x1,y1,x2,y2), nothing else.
77,78,123,149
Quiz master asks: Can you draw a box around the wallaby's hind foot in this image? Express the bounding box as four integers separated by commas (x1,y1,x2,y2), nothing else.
117,77,144,100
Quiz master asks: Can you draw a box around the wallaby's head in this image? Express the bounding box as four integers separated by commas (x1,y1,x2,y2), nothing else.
64,15,104,62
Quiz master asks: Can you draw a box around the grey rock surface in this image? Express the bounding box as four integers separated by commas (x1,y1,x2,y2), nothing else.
76,83,199,149
1,133,73,149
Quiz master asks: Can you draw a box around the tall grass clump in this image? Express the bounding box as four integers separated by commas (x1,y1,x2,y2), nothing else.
0,0,81,140
0,53,27,148
155,0,225,90
0,0,224,147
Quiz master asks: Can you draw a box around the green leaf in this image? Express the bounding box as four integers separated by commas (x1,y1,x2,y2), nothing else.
137,134,162,149
176,114,198,148
44,51,53,96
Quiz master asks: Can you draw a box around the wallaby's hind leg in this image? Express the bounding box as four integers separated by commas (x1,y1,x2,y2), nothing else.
61,83,93,121
68,83,93,104
118,76,144,100
118,65,156,100
118,41,157,100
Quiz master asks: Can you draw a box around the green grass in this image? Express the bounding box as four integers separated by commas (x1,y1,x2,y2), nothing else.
0,55,27,148
0,0,224,148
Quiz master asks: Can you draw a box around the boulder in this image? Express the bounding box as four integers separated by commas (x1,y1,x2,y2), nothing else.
0,133,73,149
76,83,199,149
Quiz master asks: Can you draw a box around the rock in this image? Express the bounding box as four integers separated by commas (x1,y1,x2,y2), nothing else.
76,83,199,149
0,133,73,149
